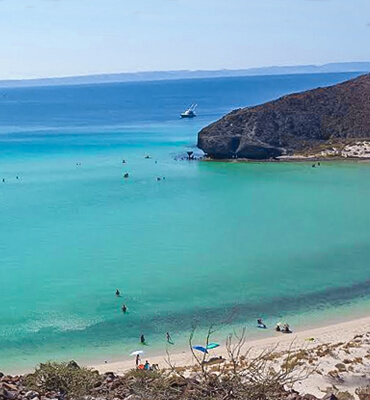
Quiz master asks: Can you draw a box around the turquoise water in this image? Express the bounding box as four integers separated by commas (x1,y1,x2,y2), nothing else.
1,73,370,372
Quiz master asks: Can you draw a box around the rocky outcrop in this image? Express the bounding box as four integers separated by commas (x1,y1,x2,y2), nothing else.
197,74,370,159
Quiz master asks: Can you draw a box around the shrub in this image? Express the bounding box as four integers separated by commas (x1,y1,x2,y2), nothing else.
24,361,100,398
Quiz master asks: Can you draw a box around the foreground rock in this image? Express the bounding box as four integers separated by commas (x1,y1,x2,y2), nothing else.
198,74,370,159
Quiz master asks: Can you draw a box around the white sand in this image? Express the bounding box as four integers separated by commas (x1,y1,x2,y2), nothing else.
91,316,370,396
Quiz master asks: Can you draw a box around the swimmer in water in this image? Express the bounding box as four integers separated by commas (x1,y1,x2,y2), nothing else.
116,289,120,297
122,304,127,313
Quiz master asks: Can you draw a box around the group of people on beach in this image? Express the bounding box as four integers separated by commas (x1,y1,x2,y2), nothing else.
257,318,292,333
135,355,159,371
115,289,174,368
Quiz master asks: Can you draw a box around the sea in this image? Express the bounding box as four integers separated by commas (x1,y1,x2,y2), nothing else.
1,72,370,373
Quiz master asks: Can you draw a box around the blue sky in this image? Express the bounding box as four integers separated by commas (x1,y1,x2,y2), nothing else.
0,0,369,79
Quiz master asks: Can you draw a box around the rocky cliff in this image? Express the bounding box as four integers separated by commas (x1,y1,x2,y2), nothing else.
197,74,370,159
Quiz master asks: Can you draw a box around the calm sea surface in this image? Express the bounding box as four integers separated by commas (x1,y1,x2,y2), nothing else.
1,73,370,372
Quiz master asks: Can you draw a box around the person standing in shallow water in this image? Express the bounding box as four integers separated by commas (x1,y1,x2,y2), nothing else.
166,332,172,343
140,334,145,344
121,304,127,313
116,289,120,297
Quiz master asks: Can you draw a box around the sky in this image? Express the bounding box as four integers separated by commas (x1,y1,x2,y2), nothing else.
0,0,369,79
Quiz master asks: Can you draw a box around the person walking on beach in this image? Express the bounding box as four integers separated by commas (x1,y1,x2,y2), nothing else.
140,334,146,344
135,354,140,367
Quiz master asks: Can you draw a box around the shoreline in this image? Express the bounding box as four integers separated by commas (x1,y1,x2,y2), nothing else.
2,304,370,376
91,315,370,376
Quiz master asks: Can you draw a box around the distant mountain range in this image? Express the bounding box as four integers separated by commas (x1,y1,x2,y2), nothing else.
1,62,370,88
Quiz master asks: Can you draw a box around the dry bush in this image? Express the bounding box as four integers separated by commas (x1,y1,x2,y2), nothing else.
23,361,100,398
355,386,370,400
334,391,355,400
160,326,314,400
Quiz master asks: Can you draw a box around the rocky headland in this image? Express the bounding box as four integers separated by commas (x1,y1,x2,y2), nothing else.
197,74,370,160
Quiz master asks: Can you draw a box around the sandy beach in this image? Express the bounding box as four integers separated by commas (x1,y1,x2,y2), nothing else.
92,316,370,396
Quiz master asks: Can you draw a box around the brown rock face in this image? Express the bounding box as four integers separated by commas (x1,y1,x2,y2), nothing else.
197,74,370,159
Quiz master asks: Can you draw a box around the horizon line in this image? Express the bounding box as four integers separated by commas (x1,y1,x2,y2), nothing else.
1,61,369,88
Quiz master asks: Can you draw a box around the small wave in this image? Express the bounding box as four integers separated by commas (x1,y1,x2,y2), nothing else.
0,312,104,343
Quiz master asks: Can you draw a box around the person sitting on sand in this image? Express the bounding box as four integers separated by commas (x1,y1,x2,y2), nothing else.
116,289,120,297
121,304,127,313
144,360,150,370
140,334,146,344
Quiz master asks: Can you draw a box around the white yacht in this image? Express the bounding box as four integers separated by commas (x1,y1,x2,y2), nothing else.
181,104,197,118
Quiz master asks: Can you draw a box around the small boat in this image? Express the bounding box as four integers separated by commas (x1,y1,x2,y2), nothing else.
181,104,197,118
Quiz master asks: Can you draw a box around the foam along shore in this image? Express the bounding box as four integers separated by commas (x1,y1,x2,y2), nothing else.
91,316,370,397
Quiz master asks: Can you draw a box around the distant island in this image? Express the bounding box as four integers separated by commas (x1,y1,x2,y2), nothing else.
1,62,370,88
197,73,370,160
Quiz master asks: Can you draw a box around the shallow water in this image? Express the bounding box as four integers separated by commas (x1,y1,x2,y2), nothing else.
1,72,370,372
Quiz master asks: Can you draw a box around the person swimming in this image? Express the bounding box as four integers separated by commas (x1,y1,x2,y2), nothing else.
121,304,127,313
116,289,120,297
257,318,267,328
